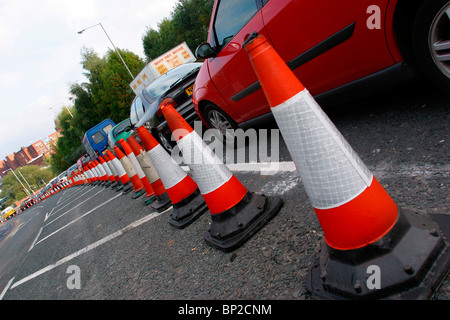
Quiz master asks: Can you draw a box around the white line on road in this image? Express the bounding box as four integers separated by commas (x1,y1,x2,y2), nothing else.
28,226,44,253
9,207,171,291
35,193,122,247
0,277,15,300
45,188,105,227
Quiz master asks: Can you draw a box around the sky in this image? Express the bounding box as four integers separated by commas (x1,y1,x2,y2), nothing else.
0,0,180,161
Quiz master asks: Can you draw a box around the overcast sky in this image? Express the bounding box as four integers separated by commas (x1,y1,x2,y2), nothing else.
0,0,180,161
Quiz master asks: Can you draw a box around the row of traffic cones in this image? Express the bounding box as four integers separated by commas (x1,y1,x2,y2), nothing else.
41,34,449,300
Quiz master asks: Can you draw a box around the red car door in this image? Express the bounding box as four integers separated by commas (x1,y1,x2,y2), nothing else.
205,0,396,123
205,0,271,123
261,0,396,95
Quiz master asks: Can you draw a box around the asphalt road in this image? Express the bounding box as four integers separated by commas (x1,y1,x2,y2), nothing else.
0,78,448,304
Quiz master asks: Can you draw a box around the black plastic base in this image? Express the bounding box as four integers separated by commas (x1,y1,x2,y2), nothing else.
169,189,208,229
142,194,156,206
306,208,450,300
121,182,133,195
203,192,283,252
151,192,172,212
132,188,145,199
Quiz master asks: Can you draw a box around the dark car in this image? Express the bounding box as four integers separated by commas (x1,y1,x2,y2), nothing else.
129,62,203,152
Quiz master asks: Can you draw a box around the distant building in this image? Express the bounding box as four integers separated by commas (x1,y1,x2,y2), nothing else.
0,130,61,177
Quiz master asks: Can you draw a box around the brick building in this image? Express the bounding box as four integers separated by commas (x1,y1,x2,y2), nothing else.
0,130,61,177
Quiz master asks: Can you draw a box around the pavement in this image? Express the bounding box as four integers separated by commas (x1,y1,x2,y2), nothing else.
0,80,448,302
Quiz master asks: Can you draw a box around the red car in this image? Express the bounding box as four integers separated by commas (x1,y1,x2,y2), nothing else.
193,0,450,134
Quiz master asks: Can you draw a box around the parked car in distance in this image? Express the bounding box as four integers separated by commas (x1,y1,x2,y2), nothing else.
108,118,133,149
193,0,450,138
1,206,16,220
82,118,116,158
129,62,203,152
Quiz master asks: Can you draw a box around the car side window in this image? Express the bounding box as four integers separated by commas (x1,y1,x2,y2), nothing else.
213,0,259,47
135,96,145,122
91,131,105,144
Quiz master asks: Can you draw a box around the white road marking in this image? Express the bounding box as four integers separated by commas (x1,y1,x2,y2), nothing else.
35,193,122,247
9,207,170,291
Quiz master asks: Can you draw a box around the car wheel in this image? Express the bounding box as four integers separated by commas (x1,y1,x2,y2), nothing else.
158,132,174,153
203,103,239,146
412,0,450,93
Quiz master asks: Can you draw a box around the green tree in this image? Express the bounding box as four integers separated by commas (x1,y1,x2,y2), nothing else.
0,166,55,206
50,47,145,173
142,0,214,61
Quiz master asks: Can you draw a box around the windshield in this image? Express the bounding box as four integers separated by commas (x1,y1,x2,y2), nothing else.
113,119,131,136
143,63,202,101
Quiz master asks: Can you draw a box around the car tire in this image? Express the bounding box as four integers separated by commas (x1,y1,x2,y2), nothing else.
412,0,450,93
158,131,174,153
202,103,239,147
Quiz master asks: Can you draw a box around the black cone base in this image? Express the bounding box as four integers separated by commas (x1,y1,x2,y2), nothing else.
121,182,133,195
131,188,145,199
169,189,208,229
142,194,156,206
306,207,450,300
151,192,172,212
204,192,283,252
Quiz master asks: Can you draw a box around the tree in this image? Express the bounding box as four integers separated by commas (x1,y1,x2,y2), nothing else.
0,166,55,206
142,0,214,61
49,47,145,173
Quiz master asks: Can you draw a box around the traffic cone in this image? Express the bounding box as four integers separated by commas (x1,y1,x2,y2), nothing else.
87,162,99,185
126,135,171,211
113,145,145,198
103,153,121,190
95,159,111,187
119,138,155,204
244,33,450,299
98,155,116,188
160,99,283,251
106,149,132,194
136,126,208,228
95,158,112,187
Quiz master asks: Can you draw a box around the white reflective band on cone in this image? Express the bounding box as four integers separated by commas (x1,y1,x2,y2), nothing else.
147,144,187,189
106,160,118,177
127,152,146,179
101,162,113,177
138,150,160,184
271,90,373,209
119,155,138,177
111,157,127,178
176,131,232,195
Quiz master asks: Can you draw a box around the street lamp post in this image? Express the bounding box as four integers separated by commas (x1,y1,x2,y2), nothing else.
78,23,135,80
7,169,31,199
18,170,36,198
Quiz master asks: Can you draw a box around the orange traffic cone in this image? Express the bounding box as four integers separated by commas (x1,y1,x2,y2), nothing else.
244,33,450,299
126,135,171,211
96,157,112,187
137,126,208,228
102,153,120,189
106,149,130,193
113,145,145,198
119,138,155,202
98,155,116,188
160,99,283,251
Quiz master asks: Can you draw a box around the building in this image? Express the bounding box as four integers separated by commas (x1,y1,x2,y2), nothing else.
0,130,61,177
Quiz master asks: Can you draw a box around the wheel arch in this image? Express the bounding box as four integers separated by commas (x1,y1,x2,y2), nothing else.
391,0,426,68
